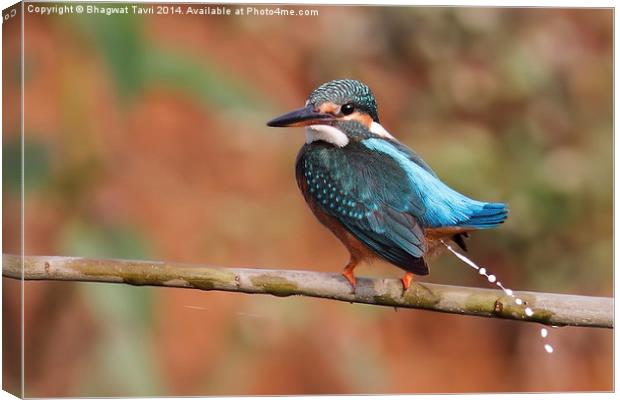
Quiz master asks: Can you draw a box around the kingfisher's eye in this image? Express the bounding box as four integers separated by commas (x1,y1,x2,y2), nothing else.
341,103,355,116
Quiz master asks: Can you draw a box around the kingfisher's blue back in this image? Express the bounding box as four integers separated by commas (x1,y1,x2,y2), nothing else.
268,79,508,289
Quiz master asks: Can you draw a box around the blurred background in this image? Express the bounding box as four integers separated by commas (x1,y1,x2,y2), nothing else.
2,4,612,396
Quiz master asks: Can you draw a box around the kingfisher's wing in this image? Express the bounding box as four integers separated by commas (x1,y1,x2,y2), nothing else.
297,142,429,275
361,138,508,229
297,137,508,271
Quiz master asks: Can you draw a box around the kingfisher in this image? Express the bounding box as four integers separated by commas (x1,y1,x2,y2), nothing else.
267,79,508,290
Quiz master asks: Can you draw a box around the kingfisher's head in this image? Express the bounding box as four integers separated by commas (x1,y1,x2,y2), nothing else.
267,79,394,147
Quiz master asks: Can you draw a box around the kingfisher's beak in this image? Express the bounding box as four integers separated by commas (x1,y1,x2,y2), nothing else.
267,106,333,127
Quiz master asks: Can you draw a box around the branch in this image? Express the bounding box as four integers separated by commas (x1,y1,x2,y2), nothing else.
2,254,612,329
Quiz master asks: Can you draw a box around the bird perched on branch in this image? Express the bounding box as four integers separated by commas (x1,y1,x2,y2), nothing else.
267,79,508,291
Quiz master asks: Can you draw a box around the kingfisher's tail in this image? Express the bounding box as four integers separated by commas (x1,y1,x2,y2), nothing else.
462,202,508,229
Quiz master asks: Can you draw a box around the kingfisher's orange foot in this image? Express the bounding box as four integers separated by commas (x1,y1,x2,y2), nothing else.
401,272,414,291
342,268,357,289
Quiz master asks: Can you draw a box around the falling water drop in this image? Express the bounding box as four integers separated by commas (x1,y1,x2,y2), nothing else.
441,240,555,355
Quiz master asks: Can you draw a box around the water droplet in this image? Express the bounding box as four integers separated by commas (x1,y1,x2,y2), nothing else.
440,240,558,355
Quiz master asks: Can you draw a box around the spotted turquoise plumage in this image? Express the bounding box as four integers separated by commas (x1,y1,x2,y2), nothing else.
296,139,429,274
295,127,508,275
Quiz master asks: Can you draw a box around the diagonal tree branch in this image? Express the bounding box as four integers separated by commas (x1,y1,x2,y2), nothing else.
2,254,613,329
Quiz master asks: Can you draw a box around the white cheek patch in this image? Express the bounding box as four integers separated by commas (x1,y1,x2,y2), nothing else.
370,122,397,140
305,125,349,147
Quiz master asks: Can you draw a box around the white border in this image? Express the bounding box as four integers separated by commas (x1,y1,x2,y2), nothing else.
0,1,614,400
